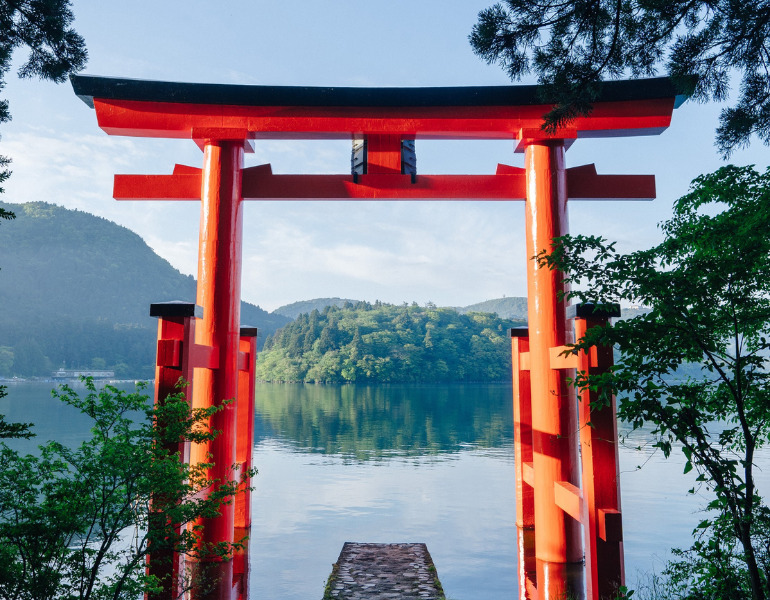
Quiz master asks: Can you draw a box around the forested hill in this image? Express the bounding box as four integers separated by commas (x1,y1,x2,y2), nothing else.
274,296,530,321
256,302,526,383
0,202,289,378
273,297,358,320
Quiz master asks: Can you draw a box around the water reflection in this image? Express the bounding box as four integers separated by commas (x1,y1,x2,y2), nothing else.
8,382,769,599
0,380,147,454
254,383,513,459
248,439,519,600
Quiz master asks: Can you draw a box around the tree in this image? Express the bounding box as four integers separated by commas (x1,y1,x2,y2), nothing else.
469,1,770,156
539,165,770,599
1,0,87,186
0,405,32,440
0,378,255,600
11,337,51,376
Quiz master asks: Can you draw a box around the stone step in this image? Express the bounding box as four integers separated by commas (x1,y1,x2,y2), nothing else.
323,542,445,600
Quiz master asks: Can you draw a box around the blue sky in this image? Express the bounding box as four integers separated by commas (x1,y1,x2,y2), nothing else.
2,1,768,311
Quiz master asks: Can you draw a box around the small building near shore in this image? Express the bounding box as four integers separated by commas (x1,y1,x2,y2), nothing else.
52,369,115,380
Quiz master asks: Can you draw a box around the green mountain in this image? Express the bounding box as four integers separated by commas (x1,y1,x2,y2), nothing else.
257,301,526,383
272,297,359,320
259,297,649,384
273,297,531,322
457,297,528,320
0,202,290,378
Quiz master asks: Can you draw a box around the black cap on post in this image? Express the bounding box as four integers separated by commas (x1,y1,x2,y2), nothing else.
150,301,203,319
566,303,621,320
240,326,258,338
510,327,530,338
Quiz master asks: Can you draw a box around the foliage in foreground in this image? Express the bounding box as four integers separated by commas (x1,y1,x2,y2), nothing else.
470,0,770,156
0,378,255,600
540,165,770,599
257,301,523,383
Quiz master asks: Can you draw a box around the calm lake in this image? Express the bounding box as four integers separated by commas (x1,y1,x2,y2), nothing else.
3,381,768,600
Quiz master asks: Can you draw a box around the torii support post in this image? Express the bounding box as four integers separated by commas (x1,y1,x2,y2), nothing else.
511,328,536,600
148,303,257,600
191,138,247,600
148,301,201,600
516,301,626,600
570,303,624,600
522,139,583,599
235,326,258,532
545,303,625,600
232,326,257,600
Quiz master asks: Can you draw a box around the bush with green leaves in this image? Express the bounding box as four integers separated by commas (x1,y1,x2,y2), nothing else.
0,378,255,600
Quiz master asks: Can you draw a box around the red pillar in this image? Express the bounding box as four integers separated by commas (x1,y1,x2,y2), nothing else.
511,328,536,599
523,141,582,599
191,139,245,599
148,302,200,600
573,305,625,599
235,326,257,531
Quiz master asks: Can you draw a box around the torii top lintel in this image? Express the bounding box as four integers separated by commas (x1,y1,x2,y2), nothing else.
71,74,684,201
71,74,684,142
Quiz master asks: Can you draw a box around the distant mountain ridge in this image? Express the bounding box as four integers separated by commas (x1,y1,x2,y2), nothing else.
0,203,641,379
0,202,290,377
271,296,641,323
272,298,358,320
455,297,528,320
272,296,531,321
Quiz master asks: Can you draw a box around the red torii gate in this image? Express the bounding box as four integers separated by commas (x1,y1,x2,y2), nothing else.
72,74,683,600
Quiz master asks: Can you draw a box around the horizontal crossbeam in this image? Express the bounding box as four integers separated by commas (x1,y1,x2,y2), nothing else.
114,163,655,202
554,481,584,522
156,338,219,370
522,461,535,487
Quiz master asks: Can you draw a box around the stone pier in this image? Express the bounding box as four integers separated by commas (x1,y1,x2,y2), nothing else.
323,543,445,600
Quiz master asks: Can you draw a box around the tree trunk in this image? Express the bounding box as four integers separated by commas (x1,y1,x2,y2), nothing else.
740,524,766,600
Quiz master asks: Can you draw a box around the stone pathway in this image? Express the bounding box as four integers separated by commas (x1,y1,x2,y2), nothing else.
323,542,445,600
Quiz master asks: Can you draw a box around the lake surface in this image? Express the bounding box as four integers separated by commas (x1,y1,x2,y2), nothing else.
3,381,769,600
